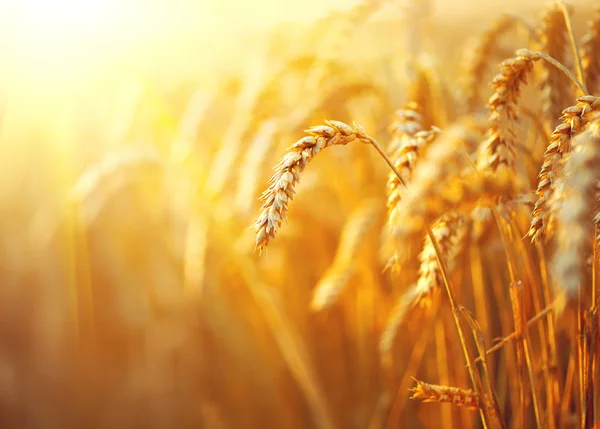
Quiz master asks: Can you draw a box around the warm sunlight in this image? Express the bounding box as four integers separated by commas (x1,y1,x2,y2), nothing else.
12,0,120,42
0,1,599,427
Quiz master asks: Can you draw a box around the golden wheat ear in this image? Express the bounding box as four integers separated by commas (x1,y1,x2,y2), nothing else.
478,49,541,173
552,116,600,299
409,378,488,411
253,120,373,251
414,213,467,308
529,96,600,242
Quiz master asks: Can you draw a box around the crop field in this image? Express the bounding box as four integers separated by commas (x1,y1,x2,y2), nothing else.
0,0,599,428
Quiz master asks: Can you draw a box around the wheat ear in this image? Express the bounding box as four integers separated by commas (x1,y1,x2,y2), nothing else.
553,116,600,298
414,213,467,308
254,120,372,251
478,49,541,172
479,49,587,173
409,378,489,411
529,96,600,242
393,164,519,251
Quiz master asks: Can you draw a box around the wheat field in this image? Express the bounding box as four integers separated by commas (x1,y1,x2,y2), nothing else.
1,0,600,428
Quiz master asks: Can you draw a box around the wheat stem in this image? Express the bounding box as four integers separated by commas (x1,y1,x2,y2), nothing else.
558,1,586,89
367,136,490,428
518,49,588,95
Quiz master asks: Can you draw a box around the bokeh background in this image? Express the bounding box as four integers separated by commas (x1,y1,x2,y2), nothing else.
0,1,597,428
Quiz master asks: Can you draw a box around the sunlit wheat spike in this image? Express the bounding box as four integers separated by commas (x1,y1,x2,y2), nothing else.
387,102,424,153
311,203,380,311
409,378,487,411
478,49,541,172
391,125,517,252
461,15,518,110
536,2,572,125
529,96,600,242
581,8,600,94
552,116,600,298
254,120,373,251
414,213,467,308
386,102,440,224
393,170,519,255
387,127,440,218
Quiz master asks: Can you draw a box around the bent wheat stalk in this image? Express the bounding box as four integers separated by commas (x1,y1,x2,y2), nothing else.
581,9,600,93
255,121,492,428
536,3,571,125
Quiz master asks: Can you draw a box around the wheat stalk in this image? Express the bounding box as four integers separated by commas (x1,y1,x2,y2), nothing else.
581,8,600,93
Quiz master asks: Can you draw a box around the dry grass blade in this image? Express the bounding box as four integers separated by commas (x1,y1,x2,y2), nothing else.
529,96,600,242
254,120,373,251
